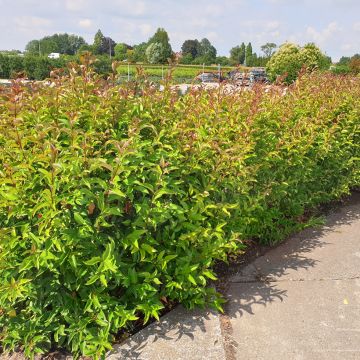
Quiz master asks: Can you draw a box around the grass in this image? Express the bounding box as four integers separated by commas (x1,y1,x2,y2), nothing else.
116,63,243,81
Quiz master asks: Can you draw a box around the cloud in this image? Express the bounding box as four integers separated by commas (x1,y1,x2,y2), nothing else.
204,4,223,16
138,23,153,36
353,22,360,31
65,0,87,12
14,16,52,29
266,21,280,30
78,19,93,29
111,0,147,16
341,43,353,51
305,22,341,45
205,31,220,42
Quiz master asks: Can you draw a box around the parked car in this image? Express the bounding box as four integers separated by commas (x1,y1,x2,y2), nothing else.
195,72,224,83
227,70,251,86
249,68,269,83
227,68,269,86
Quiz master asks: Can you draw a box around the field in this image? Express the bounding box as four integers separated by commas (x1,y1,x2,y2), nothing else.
116,63,239,82
0,60,359,358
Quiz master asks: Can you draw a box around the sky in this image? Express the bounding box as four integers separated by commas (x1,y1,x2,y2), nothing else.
1,0,360,61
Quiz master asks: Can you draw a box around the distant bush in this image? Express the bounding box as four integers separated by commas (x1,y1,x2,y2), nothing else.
0,63,359,358
267,42,330,84
349,57,360,74
0,54,116,80
330,64,351,75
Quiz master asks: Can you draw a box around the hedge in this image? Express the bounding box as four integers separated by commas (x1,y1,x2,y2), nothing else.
0,63,359,358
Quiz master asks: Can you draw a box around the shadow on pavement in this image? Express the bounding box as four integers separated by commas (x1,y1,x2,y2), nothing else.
223,191,360,319
110,307,220,359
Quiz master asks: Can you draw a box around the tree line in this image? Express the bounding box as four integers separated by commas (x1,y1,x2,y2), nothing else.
20,28,279,67
1,26,359,81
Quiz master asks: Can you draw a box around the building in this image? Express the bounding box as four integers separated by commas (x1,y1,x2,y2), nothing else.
48,53,60,59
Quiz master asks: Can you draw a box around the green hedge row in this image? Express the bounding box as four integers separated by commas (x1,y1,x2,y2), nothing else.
0,65,359,358
0,54,233,81
0,54,113,80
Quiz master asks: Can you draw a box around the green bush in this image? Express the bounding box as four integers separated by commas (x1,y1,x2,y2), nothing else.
0,63,359,358
267,42,330,84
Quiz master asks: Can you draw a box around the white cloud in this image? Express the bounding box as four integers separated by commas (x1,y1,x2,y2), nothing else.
14,16,52,28
65,0,86,12
78,19,92,28
112,0,147,16
204,4,223,16
305,21,341,45
138,23,153,36
266,21,280,30
206,31,220,41
341,43,353,51
353,22,360,31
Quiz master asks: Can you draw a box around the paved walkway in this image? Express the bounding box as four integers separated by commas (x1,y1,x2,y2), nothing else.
110,192,360,359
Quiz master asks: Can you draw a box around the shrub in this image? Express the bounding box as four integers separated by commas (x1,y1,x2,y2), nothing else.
267,42,330,84
349,57,360,74
0,63,359,358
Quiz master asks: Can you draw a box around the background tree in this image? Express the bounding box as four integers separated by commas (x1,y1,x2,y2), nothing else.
66,34,86,54
266,43,301,83
179,53,193,65
25,40,41,55
230,43,245,65
192,38,216,65
216,56,231,66
132,42,148,62
93,30,105,54
25,34,86,55
245,42,252,66
146,42,167,64
299,43,330,70
78,44,94,53
261,43,277,58
349,54,360,74
338,56,351,66
181,39,200,60
266,42,329,84
147,28,172,61
114,43,130,60
99,37,116,56
247,52,258,67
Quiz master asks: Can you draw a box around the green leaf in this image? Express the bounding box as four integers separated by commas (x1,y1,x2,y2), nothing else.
74,212,87,225
203,270,217,280
188,274,197,285
84,257,101,266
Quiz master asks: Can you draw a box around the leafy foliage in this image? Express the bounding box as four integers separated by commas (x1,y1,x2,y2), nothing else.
349,56,360,74
267,42,330,83
145,43,168,64
146,28,172,64
261,43,277,58
114,43,131,61
93,30,106,55
181,40,201,60
230,43,246,65
25,34,87,56
0,60,359,359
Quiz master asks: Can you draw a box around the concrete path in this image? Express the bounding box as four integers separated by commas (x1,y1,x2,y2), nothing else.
110,192,360,359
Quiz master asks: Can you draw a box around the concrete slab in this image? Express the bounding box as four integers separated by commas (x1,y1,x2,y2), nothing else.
108,306,225,360
230,193,360,283
226,279,360,360
223,192,360,360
